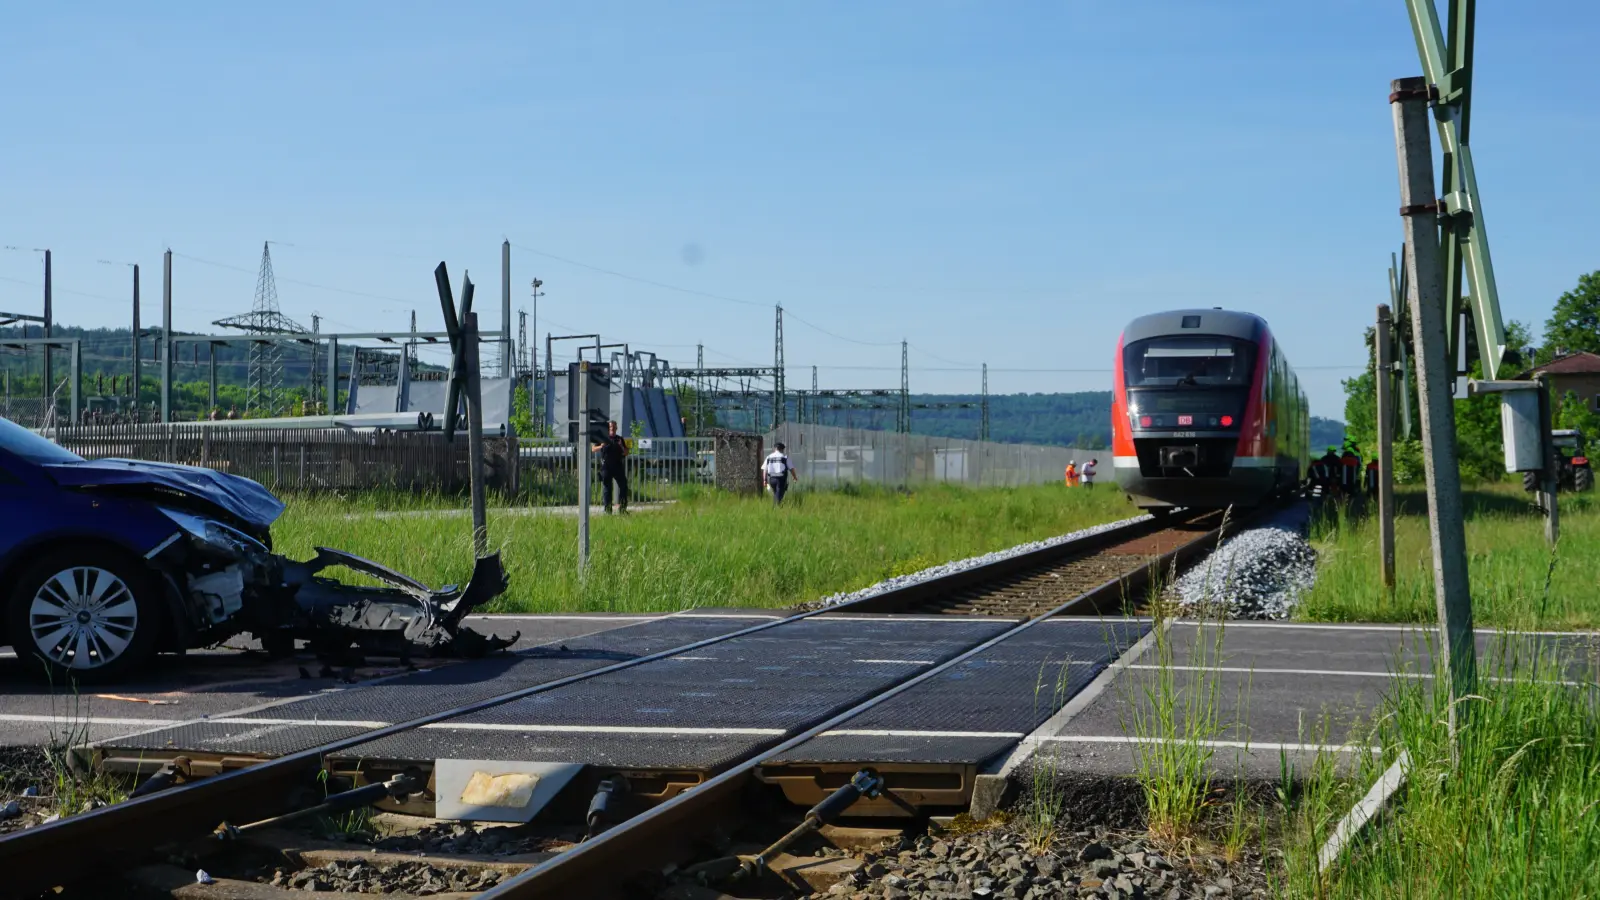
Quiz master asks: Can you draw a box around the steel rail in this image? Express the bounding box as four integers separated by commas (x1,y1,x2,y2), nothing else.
480,509,1248,899
0,513,1182,897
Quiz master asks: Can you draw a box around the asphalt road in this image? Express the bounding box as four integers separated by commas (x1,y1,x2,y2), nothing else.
1031,622,1600,779
0,613,776,748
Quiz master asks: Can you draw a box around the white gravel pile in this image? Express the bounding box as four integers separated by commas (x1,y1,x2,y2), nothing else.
810,514,1151,609
1171,505,1317,619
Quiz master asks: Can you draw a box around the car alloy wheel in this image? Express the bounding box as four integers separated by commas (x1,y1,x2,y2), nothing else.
28,566,141,671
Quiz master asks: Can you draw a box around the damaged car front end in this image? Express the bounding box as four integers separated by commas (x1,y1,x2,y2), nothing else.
0,416,512,683
147,505,514,666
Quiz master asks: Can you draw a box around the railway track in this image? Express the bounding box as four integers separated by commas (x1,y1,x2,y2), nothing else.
1,506,1250,900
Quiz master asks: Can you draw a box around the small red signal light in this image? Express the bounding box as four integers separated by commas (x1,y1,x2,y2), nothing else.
1220,415,1234,427
1139,415,1152,427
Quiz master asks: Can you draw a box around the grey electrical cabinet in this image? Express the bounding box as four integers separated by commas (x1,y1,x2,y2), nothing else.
1500,389,1543,473
566,362,611,444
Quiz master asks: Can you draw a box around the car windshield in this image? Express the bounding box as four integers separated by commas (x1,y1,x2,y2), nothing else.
1123,336,1256,387
0,417,85,464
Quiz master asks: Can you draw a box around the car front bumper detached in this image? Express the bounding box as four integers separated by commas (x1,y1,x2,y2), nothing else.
279,549,515,660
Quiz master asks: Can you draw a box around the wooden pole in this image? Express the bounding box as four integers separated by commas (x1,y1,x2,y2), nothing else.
463,313,489,558
1376,304,1397,592
1392,76,1476,743
1535,373,1560,546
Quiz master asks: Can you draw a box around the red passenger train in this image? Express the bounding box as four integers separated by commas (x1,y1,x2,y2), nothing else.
1112,309,1308,510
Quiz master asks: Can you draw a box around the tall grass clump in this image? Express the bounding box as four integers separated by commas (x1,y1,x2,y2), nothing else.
1120,511,1247,844
270,482,1139,613
1297,484,1600,629
1289,646,1600,898
1016,658,1077,853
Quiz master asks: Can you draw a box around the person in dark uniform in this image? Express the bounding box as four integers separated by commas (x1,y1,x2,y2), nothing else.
592,420,629,513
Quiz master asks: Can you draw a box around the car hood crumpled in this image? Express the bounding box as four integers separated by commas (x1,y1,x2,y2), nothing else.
43,457,285,529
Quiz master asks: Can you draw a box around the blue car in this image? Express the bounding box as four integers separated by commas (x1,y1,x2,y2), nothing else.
0,416,508,683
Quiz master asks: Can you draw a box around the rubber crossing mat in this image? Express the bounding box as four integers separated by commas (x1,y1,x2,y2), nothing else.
334,616,1012,770
768,618,1149,767
94,616,764,758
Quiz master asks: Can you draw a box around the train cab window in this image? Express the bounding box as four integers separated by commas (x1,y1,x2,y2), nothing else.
1123,336,1256,387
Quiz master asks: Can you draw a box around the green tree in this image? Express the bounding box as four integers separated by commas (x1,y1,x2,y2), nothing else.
1543,271,1600,357
510,383,535,437
1556,390,1600,441
1453,320,1536,481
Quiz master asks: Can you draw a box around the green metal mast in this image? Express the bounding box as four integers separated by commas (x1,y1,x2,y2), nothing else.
1403,0,1507,379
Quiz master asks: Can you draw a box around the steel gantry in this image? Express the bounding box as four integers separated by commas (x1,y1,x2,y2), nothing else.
1403,0,1507,381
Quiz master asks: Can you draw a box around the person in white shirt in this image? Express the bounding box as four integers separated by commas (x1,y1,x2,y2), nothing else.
1080,458,1098,489
763,443,797,505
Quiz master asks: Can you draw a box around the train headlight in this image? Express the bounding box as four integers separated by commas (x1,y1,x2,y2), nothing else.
1221,415,1234,427
1139,415,1152,427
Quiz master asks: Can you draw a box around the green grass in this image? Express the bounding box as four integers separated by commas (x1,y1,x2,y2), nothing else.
270,482,1138,614
1296,484,1600,630
1285,649,1600,898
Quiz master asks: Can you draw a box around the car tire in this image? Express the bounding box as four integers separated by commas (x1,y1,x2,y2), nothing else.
6,548,164,684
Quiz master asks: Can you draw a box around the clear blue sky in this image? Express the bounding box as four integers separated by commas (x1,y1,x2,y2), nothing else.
3,1,1596,419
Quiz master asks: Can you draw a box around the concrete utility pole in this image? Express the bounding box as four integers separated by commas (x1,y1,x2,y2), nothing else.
576,360,591,575
1392,75,1475,742
42,250,52,410
1375,305,1397,592
161,249,173,423
981,362,990,442
500,241,512,378
773,304,785,429
131,265,141,405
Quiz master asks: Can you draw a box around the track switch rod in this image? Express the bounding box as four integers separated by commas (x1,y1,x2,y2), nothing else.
128,757,193,799
582,776,629,841
688,768,886,885
213,773,422,841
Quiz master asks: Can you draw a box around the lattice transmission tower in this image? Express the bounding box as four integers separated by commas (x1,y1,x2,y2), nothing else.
213,242,307,415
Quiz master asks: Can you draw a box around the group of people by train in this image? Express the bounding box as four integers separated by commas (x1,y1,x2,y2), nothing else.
1306,439,1377,502
1063,458,1098,488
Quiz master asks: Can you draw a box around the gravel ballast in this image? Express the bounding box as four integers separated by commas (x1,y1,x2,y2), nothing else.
826,824,1276,900
1169,504,1316,619
802,515,1152,610
263,859,504,894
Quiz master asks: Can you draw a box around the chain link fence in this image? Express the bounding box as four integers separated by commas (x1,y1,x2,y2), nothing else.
765,423,1100,488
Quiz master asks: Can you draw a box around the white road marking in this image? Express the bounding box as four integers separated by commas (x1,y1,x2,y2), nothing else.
1123,665,1584,686
1041,735,1379,754
812,616,1016,624
465,615,659,622
0,714,184,727
1180,620,1600,637
419,723,786,736
854,659,935,665
1127,664,1407,679
214,717,392,728
822,729,1027,739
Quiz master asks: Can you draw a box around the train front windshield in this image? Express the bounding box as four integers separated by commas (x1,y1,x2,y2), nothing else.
1123,336,1256,388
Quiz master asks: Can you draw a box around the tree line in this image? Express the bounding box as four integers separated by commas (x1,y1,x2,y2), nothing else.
1342,270,1600,482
